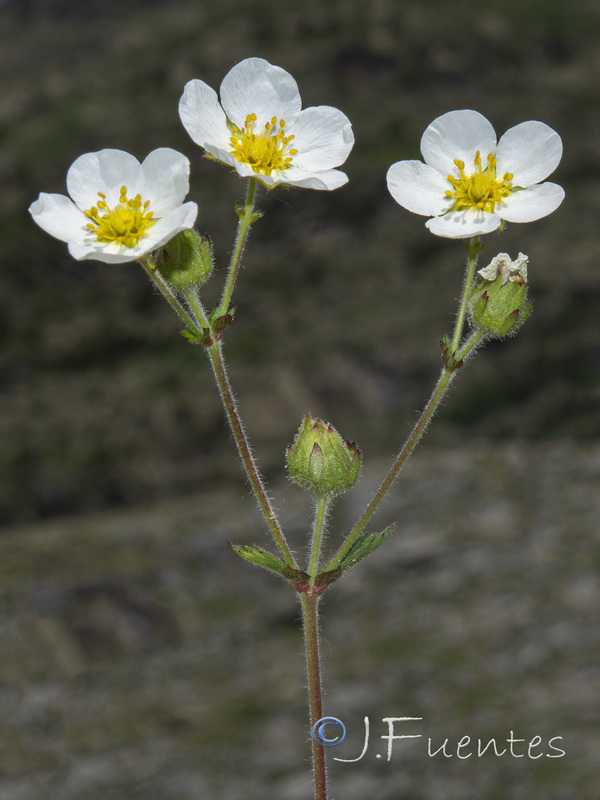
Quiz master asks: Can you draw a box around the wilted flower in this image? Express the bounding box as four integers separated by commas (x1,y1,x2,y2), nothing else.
477,252,529,285
469,251,533,338
386,110,564,239
179,57,354,190
29,148,198,263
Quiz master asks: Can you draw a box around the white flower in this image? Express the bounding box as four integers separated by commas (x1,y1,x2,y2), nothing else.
178,57,354,190
477,252,529,285
386,110,564,239
29,148,198,264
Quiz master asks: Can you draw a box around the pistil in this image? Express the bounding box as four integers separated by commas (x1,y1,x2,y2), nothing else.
84,186,156,248
229,113,298,176
446,151,514,212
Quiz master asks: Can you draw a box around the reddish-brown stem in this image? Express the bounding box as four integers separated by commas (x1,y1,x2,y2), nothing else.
301,591,328,800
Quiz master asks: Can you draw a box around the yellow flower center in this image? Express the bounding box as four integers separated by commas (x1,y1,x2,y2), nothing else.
446,151,514,212
84,186,155,248
229,113,298,176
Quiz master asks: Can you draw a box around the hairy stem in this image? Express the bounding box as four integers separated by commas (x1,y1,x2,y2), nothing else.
326,239,484,571
207,341,297,567
308,496,330,582
185,288,210,330
301,592,328,800
216,178,258,317
327,364,455,569
141,258,200,332
451,236,482,351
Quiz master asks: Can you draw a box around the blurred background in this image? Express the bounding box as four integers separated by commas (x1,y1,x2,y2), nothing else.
0,0,598,797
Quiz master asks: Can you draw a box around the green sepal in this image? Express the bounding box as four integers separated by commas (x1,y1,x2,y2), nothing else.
234,203,263,224
286,414,362,497
338,523,397,572
229,543,288,578
467,266,533,340
155,229,214,292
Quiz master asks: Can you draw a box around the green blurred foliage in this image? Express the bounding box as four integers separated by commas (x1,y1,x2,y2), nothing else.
1,0,599,526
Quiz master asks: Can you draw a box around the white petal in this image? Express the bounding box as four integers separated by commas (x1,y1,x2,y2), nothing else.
274,167,349,190
67,202,199,263
226,158,261,179
495,121,563,187
67,150,142,210
421,110,497,177
425,208,501,239
29,193,88,243
178,79,231,152
243,166,345,190
386,160,453,216
137,201,199,251
219,57,302,128
68,241,137,264
139,148,191,215
288,106,354,171
213,157,349,190
498,183,565,223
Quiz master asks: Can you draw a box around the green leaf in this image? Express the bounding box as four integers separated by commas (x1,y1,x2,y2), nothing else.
314,566,342,587
338,523,397,572
440,335,463,370
212,313,234,334
281,565,311,586
229,543,288,578
180,328,203,344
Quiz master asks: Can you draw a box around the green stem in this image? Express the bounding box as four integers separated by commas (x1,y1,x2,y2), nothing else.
326,247,485,572
206,341,297,567
143,247,295,567
301,592,328,800
325,330,484,571
308,496,330,582
185,289,210,330
141,258,200,333
327,366,454,570
456,329,485,363
216,178,258,317
451,236,482,351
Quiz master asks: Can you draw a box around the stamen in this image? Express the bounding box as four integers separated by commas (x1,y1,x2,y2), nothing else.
229,112,297,175
84,186,156,248
445,150,515,213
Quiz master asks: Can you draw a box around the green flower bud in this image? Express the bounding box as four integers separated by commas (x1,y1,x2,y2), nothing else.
155,229,213,291
468,252,533,338
286,414,361,497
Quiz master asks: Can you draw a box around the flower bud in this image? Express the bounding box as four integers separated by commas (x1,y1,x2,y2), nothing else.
286,414,361,496
468,252,533,338
155,229,213,291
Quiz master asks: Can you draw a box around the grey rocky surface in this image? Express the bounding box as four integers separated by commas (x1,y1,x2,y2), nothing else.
1,442,598,799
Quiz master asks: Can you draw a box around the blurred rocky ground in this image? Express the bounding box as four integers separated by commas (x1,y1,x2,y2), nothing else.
0,0,599,797
1,443,599,799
